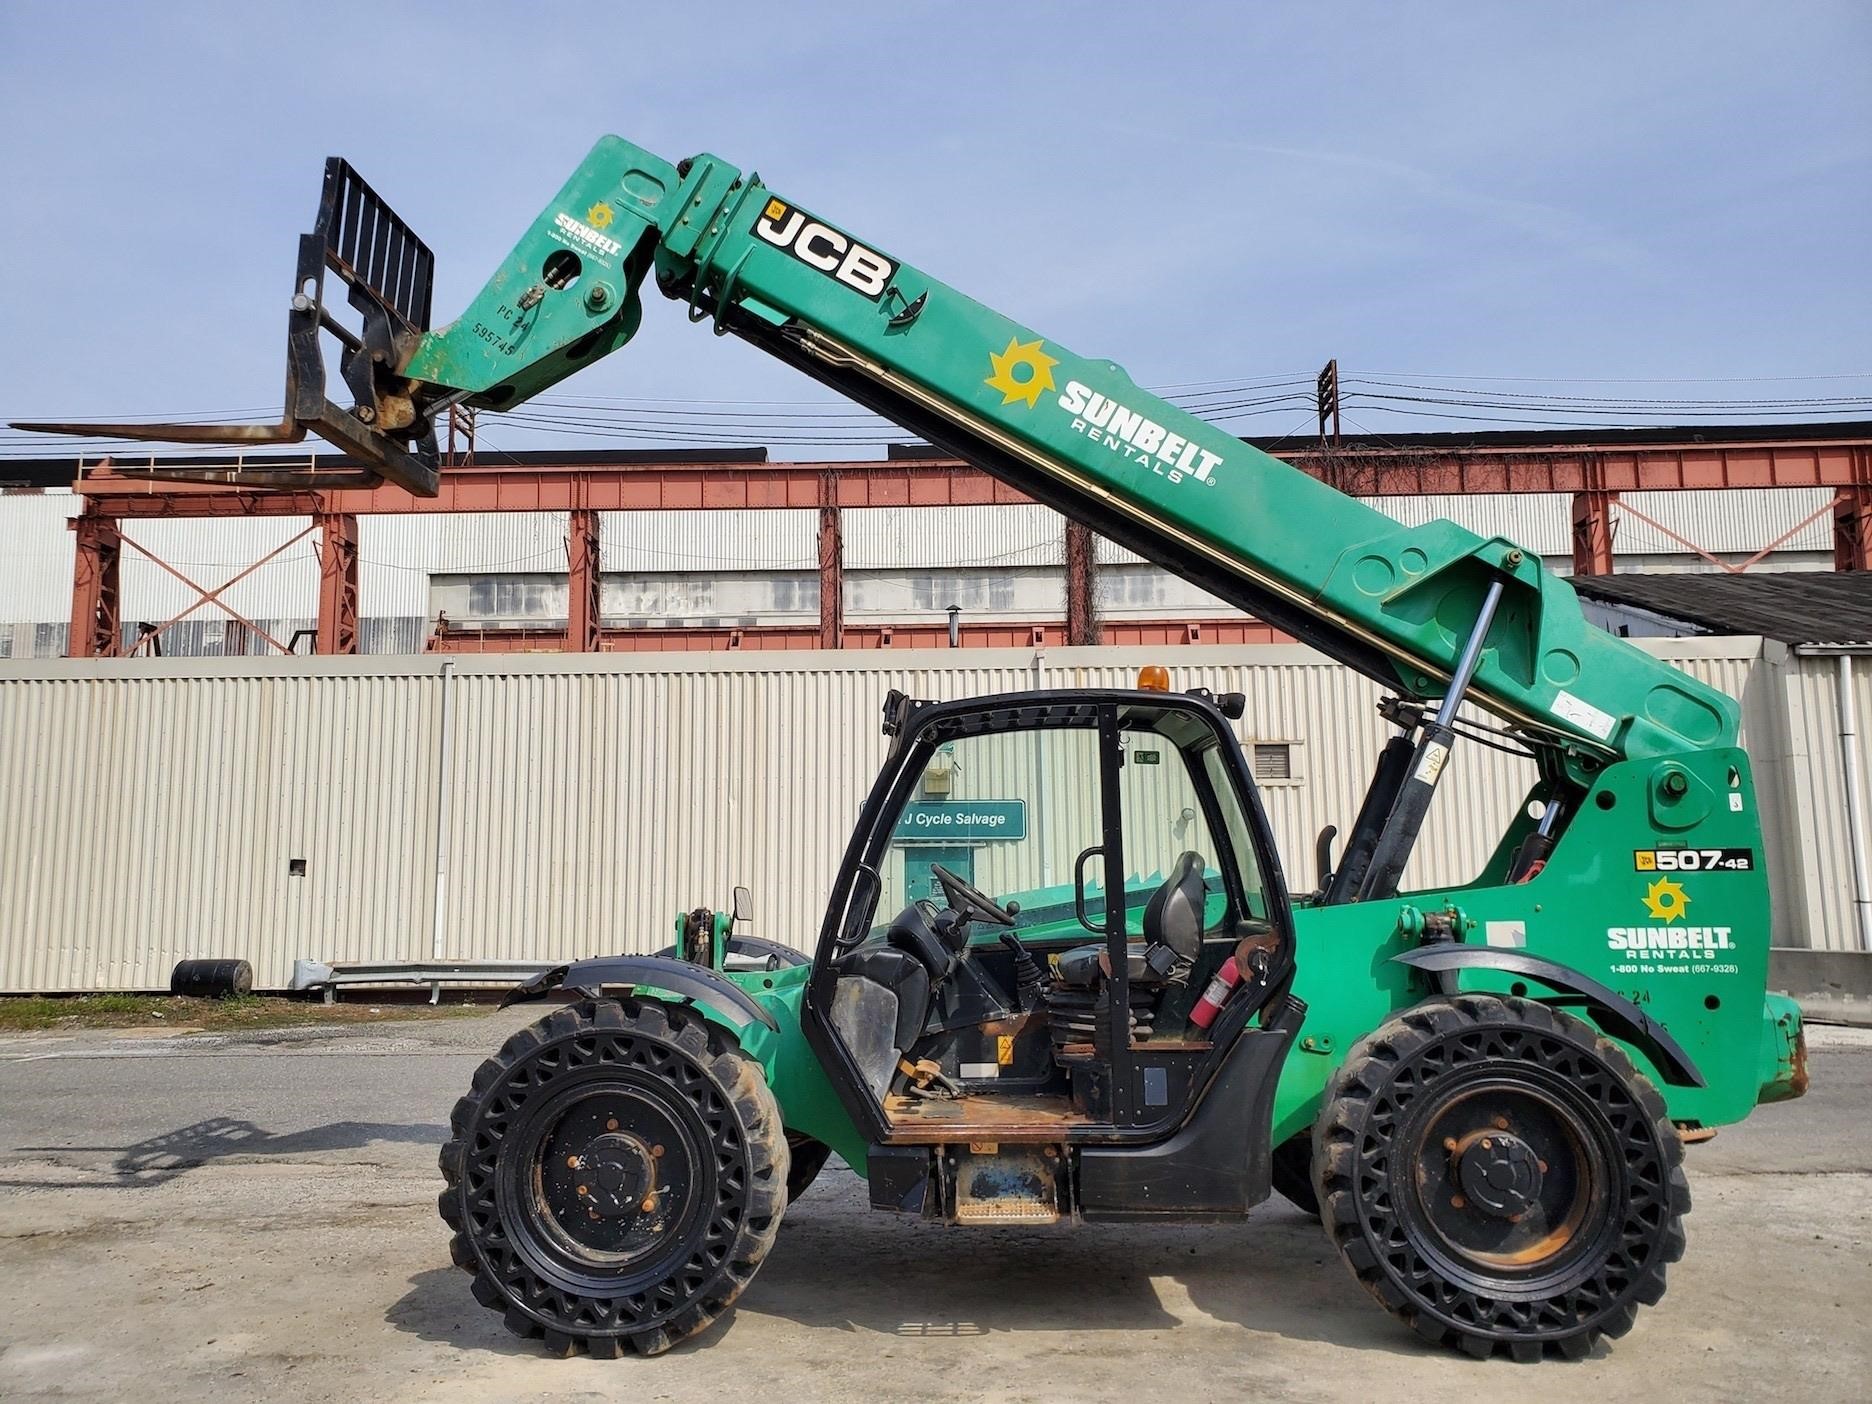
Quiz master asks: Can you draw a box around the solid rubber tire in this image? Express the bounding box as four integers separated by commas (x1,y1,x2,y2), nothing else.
438,997,788,1358
1313,994,1689,1362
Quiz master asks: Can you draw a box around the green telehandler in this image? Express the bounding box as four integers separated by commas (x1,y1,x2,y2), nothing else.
20,138,1808,1362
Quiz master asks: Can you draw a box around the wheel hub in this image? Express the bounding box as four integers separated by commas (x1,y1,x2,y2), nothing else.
527,1084,697,1267
1453,1128,1544,1218
576,1132,657,1218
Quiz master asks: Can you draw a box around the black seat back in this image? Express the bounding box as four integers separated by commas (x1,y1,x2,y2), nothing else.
1143,851,1207,962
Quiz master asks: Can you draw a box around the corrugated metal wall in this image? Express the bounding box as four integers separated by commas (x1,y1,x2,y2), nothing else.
3,637,1860,993
1755,649,1872,954
0,667,439,991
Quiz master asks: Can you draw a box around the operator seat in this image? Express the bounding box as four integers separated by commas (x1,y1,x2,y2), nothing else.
1054,850,1208,988
829,947,930,1102
829,900,974,1102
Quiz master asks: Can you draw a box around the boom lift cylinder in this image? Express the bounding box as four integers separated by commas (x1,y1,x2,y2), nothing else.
1356,575,1508,901
1321,737,1413,904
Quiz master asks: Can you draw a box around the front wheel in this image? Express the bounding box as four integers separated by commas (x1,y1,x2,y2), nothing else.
1315,994,1689,1361
438,997,788,1357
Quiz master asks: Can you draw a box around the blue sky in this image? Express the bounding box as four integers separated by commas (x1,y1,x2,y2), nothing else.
2,0,1867,457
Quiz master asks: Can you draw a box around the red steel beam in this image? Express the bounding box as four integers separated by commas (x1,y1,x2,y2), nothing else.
74,432,1872,520
566,508,602,653
1571,491,1617,576
1836,487,1872,572
66,515,122,658
817,470,844,649
1837,447,1872,572
1063,520,1099,646
64,431,1870,659
315,513,360,655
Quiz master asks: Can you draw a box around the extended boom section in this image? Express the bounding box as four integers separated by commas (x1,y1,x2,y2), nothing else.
401,137,1735,773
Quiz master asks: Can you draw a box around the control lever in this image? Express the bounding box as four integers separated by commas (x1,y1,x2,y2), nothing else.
999,933,1049,1012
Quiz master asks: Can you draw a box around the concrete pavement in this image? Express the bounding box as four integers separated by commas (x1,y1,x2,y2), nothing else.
0,1012,1866,1403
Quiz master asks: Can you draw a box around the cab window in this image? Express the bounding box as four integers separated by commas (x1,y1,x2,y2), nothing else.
1116,722,1269,933
1118,733,1218,930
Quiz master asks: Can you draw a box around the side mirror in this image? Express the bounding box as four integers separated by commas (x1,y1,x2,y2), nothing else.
732,885,752,926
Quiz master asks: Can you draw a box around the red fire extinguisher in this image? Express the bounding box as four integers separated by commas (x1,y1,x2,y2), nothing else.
1189,956,1241,1030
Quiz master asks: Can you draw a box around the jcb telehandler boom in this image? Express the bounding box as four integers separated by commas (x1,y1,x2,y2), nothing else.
21,138,1807,1363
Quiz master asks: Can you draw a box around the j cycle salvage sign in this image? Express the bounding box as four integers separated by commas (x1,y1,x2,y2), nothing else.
893,801,1027,844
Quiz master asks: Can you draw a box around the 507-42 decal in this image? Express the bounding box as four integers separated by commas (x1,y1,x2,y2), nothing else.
1633,848,1755,872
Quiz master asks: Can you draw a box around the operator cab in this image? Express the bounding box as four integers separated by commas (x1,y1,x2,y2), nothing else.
805,684,1296,1147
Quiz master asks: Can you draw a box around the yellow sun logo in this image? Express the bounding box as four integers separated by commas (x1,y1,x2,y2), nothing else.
586,201,615,229
985,337,1060,409
1642,877,1690,923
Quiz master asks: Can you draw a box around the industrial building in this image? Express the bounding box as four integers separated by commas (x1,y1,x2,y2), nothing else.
3,422,1869,658
1,422,1868,995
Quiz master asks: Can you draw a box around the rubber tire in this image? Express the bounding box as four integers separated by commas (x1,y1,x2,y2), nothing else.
1314,994,1689,1362
785,1131,833,1204
438,997,788,1358
1269,1135,1321,1218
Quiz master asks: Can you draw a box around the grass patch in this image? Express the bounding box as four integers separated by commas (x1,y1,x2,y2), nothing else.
0,992,486,1033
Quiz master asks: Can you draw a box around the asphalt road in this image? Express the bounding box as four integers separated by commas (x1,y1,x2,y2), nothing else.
0,1012,1865,1403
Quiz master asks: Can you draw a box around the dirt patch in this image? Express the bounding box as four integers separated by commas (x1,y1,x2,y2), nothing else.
0,994,485,1035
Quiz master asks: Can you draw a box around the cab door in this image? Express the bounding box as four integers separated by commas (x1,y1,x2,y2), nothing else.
804,702,1117,1138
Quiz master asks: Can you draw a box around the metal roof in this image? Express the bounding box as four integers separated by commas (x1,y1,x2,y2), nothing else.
1572,571,1872,646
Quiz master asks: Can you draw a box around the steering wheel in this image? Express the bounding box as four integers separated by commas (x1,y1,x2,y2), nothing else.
930,864,1017,928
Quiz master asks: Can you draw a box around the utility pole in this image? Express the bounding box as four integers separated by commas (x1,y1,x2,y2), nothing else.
1317,358,1342,447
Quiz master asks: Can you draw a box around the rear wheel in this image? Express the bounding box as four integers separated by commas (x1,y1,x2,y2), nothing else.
438,998,788,1358
1315,994,1688,1362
